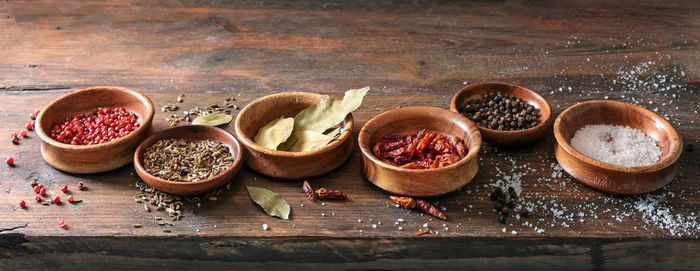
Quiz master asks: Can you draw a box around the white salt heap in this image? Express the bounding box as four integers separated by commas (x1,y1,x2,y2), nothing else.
570,124,662,167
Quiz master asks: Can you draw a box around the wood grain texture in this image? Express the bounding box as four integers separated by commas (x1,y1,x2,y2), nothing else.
0,0,699,268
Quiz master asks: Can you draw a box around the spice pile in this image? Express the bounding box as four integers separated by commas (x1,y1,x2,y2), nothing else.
373,130,467,169
7,109,39,166
162,94,237,127
142,139,234,182
570,124,662,167
134,180,227,223
49,107,139,145
254,87,369,152
459,92,540,131
489,187,528,224
21,179,84,229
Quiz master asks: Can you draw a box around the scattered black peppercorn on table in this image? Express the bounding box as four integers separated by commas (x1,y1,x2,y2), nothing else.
0,0,699,269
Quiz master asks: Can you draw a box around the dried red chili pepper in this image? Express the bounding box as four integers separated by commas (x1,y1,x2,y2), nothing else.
302,181,315,202
416,199,446,220
315,188,347,200
414,229,430,236
373,129,466,169
390,196,416,209
379,141,406,151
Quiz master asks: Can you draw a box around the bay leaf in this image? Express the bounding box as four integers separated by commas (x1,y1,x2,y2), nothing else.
323,127,342,137
276,134,297,151
246,186,290,219
288,130,335,152
254,117,294,150
192,113,233,126
293,87,369,133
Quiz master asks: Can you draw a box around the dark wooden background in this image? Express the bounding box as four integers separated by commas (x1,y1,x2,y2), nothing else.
1,0,698,269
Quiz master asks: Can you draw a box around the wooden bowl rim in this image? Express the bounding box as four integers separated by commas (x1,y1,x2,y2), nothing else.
358,106,481,173
133,125,243,186
450,81,553,135
234,91,354,157
553,100,682,173
35,86,155,150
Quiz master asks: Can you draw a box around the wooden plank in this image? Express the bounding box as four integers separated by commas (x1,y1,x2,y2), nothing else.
0,90,697,239
1,233,699,270
0,0,698,267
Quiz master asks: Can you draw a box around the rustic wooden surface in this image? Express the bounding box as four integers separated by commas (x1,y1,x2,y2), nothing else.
1,0,699,269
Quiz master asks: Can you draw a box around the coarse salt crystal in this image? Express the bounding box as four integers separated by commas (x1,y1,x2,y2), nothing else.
570,124,661,167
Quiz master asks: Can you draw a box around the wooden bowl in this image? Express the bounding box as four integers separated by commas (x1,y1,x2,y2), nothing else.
553,100,682,195
450,82,552,146
133,125,243,196
358,106,481,197
35,86,154,174
234,92,354,179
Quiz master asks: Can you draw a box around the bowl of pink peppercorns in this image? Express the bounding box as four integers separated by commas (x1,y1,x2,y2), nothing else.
35,86,154,173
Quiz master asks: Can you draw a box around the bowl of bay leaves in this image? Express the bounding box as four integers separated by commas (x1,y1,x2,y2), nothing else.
234,87,369,179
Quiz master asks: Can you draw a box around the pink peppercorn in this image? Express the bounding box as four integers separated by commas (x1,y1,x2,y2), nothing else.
10,133,19,144
34,184,42,193
60,184,68,192
25,122,33,131
19,200,26,208
20,129,27,137
52,196,61,204
6,157,14,166
35,195,42,202
58,219,66,228
38,187,46,196
67,195,74,202
49,107,139,145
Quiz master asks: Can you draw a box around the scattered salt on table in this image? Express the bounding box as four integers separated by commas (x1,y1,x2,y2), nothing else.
570,124,661,167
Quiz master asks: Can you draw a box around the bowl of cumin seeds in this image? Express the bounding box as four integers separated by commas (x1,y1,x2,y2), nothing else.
134,125,243,195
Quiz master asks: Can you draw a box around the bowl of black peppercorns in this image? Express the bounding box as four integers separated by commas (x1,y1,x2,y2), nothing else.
450,82,552,146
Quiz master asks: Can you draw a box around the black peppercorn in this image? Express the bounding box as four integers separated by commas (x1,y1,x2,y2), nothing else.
508,187,517,198
506,201,515,209
520,209,529,218
490,191,499,201
459,91,540,131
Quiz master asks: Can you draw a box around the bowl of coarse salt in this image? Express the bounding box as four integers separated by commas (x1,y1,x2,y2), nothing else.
553,100,682,195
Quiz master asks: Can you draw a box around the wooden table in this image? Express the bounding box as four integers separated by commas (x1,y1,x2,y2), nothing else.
1,1,698,269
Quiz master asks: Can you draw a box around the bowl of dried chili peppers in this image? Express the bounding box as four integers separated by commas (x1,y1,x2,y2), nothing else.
358,106,481,197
